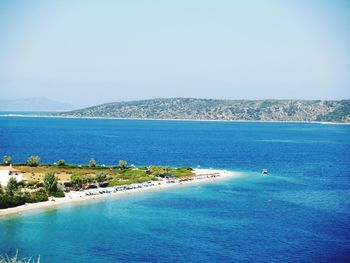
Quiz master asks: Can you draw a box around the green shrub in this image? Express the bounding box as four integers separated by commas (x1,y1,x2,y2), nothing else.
95,173,107,182
57,159,65,166
26,156,40,167
25,189,48,203
43,172,58,194
149,166,165,177
118,160,127,170
70,174,83,190
26,180,38,187
0,193,26,209
6,177,19,195
83,175,95,184
2,155,12,165
89,158,96,168
16,180,26,188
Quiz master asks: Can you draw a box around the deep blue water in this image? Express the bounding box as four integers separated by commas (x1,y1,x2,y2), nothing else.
0,116,350,262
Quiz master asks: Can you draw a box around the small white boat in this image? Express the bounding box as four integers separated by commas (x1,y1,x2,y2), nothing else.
262,169,268,176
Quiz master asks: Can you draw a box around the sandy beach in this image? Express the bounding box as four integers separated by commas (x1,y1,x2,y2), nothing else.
0,169,240,218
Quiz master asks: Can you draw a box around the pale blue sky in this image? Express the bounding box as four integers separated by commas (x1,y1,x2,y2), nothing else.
0,0,349,105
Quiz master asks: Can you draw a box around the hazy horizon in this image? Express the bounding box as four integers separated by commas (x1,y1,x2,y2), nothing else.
1,97,349,113
1,0,350,105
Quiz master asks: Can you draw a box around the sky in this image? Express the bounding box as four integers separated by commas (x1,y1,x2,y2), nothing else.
0,0,349,106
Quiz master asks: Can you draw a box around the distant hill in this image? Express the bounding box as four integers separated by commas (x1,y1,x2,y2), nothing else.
53,98,350,123
0,98,77,111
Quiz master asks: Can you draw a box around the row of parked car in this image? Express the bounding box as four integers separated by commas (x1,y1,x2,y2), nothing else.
116,181,156,191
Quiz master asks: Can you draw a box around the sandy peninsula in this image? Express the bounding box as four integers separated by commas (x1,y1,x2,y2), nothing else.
0,169,240,218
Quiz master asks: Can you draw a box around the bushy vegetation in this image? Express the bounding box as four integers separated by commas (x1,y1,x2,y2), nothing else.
43,172,64,197
95,173,107,183
89,158,96,168
147,166,193,178
0,192,26,209
24,189,48,203
0,178,50,208
70,173,94,190
26,156,40,167
0,159,195,209
0,178,26,208
148,166,166,177
57,159,65,166
67,168,159,188
118,160,127,170
25,180,39,189
0,171,66,209
66,164,193,188
2,155,12,165
43,172,58,193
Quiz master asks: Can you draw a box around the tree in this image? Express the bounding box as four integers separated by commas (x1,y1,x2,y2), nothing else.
95,173,107,183
57,159,65,166
43,172,58,194
83,174,95,184
3,155,12,165
164,166,171,174
149,166,165,177
6,177,18,196
89,158,96,168
118,160,127,170
70,174,83,190
27,156,40,167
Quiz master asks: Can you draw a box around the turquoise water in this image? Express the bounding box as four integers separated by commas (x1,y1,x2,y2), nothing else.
0,116,350,262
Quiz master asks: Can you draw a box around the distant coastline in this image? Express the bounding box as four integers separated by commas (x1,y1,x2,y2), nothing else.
0,113,349,125
49,98,350,124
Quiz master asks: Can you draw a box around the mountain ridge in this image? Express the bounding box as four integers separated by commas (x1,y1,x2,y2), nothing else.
53,98,350,123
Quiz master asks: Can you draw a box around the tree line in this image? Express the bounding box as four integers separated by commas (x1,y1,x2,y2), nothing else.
2,155,128,169
0,172,64,209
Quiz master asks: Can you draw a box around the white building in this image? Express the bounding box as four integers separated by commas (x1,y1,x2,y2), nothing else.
0,165,23,187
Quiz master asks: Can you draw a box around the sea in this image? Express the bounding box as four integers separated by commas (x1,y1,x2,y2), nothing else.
0,115,349,262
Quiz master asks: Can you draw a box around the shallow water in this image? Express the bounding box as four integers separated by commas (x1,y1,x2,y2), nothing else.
0,117,349,262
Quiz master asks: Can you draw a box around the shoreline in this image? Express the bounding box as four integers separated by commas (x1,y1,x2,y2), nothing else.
0,169,241,218
0,113,348,125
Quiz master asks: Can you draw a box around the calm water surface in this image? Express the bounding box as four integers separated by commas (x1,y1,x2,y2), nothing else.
0,116,349,262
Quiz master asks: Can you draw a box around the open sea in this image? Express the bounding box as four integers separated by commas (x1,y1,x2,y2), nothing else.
0,116,350,262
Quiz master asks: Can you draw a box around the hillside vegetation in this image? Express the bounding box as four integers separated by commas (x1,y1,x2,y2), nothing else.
53,98,350,123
